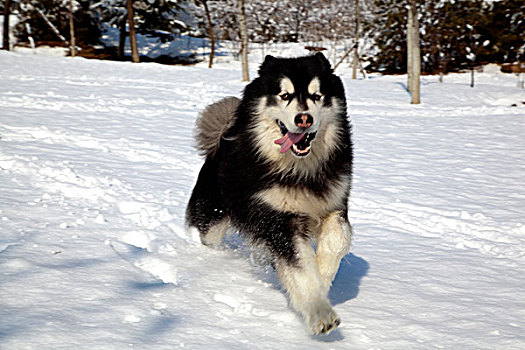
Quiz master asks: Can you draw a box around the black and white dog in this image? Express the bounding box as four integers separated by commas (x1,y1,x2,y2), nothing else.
186,53,353,335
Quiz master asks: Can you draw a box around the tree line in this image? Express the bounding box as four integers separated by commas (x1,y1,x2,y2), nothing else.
368,0,524,74
1,0,523,74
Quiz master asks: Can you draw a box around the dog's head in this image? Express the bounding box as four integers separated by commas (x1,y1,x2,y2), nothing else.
246,53,347,162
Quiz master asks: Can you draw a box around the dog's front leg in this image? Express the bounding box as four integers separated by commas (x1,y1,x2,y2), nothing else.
276,238,341,335
239,204,341,334
316,210,352,293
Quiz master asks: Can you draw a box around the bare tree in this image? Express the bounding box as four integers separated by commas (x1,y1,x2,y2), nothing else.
69,0,76,56
2,0,11,50
119,15,126,58
126,0,140,63
407,2,413,92
25,22,36,51
407,0,420,104
238,0,249,81
200,0,215,68
352,0,360,79
36,8,68,43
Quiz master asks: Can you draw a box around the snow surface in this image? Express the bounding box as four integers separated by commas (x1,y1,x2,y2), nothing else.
1,50,524,349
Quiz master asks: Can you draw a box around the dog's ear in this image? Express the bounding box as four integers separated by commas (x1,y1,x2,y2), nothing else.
314,52,333,73
258,55,277,76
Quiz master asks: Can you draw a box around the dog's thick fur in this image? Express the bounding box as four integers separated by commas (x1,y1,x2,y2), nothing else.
186,53,353,335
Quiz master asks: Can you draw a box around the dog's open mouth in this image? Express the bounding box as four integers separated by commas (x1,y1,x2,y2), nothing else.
274,120,317,157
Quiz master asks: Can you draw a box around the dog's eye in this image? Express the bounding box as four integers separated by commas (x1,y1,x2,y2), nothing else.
311,93,322,102
280,93,291,101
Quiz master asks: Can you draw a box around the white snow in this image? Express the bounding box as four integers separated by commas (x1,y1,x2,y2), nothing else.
1,50,524,349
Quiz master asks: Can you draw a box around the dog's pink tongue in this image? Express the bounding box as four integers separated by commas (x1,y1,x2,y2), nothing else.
274,132,306,153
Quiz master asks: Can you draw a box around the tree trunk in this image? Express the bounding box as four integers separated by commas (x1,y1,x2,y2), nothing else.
202,0,215,68
118,15,126,58
408,0,420,104
407,3,413,92
25,23,35,51
2,0,10,50
238,0,249,81
69,0,76,56
126,0,139,63
352,0,360,80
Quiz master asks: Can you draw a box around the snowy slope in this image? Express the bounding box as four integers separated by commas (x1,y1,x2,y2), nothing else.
1,51,524,349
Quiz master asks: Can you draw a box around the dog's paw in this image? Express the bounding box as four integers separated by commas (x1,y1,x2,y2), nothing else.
306,301,341,335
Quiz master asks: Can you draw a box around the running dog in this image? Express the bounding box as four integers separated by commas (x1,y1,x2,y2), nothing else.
186,53,353,335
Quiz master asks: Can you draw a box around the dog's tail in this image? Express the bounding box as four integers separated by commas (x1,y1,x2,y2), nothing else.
195,96,240,158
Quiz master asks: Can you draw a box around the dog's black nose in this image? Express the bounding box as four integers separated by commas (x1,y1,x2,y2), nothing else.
295,113,313,129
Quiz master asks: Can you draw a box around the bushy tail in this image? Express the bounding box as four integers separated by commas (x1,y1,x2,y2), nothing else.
195,96,240,158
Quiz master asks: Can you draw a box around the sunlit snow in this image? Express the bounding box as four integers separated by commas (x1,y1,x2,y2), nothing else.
1,50,524,349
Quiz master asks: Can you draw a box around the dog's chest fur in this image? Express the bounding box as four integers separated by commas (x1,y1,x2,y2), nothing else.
254,173,350,219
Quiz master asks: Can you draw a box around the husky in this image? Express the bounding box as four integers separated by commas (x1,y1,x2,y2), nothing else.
186,53,353,335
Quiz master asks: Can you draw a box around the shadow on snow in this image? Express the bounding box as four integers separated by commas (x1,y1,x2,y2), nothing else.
329,253,369,306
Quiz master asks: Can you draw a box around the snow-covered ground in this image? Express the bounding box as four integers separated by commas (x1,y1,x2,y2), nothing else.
1,50,524,349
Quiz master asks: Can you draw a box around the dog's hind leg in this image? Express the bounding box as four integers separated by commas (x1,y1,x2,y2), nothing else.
186,159,229,246
316,211,352,293
200,216,230,246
